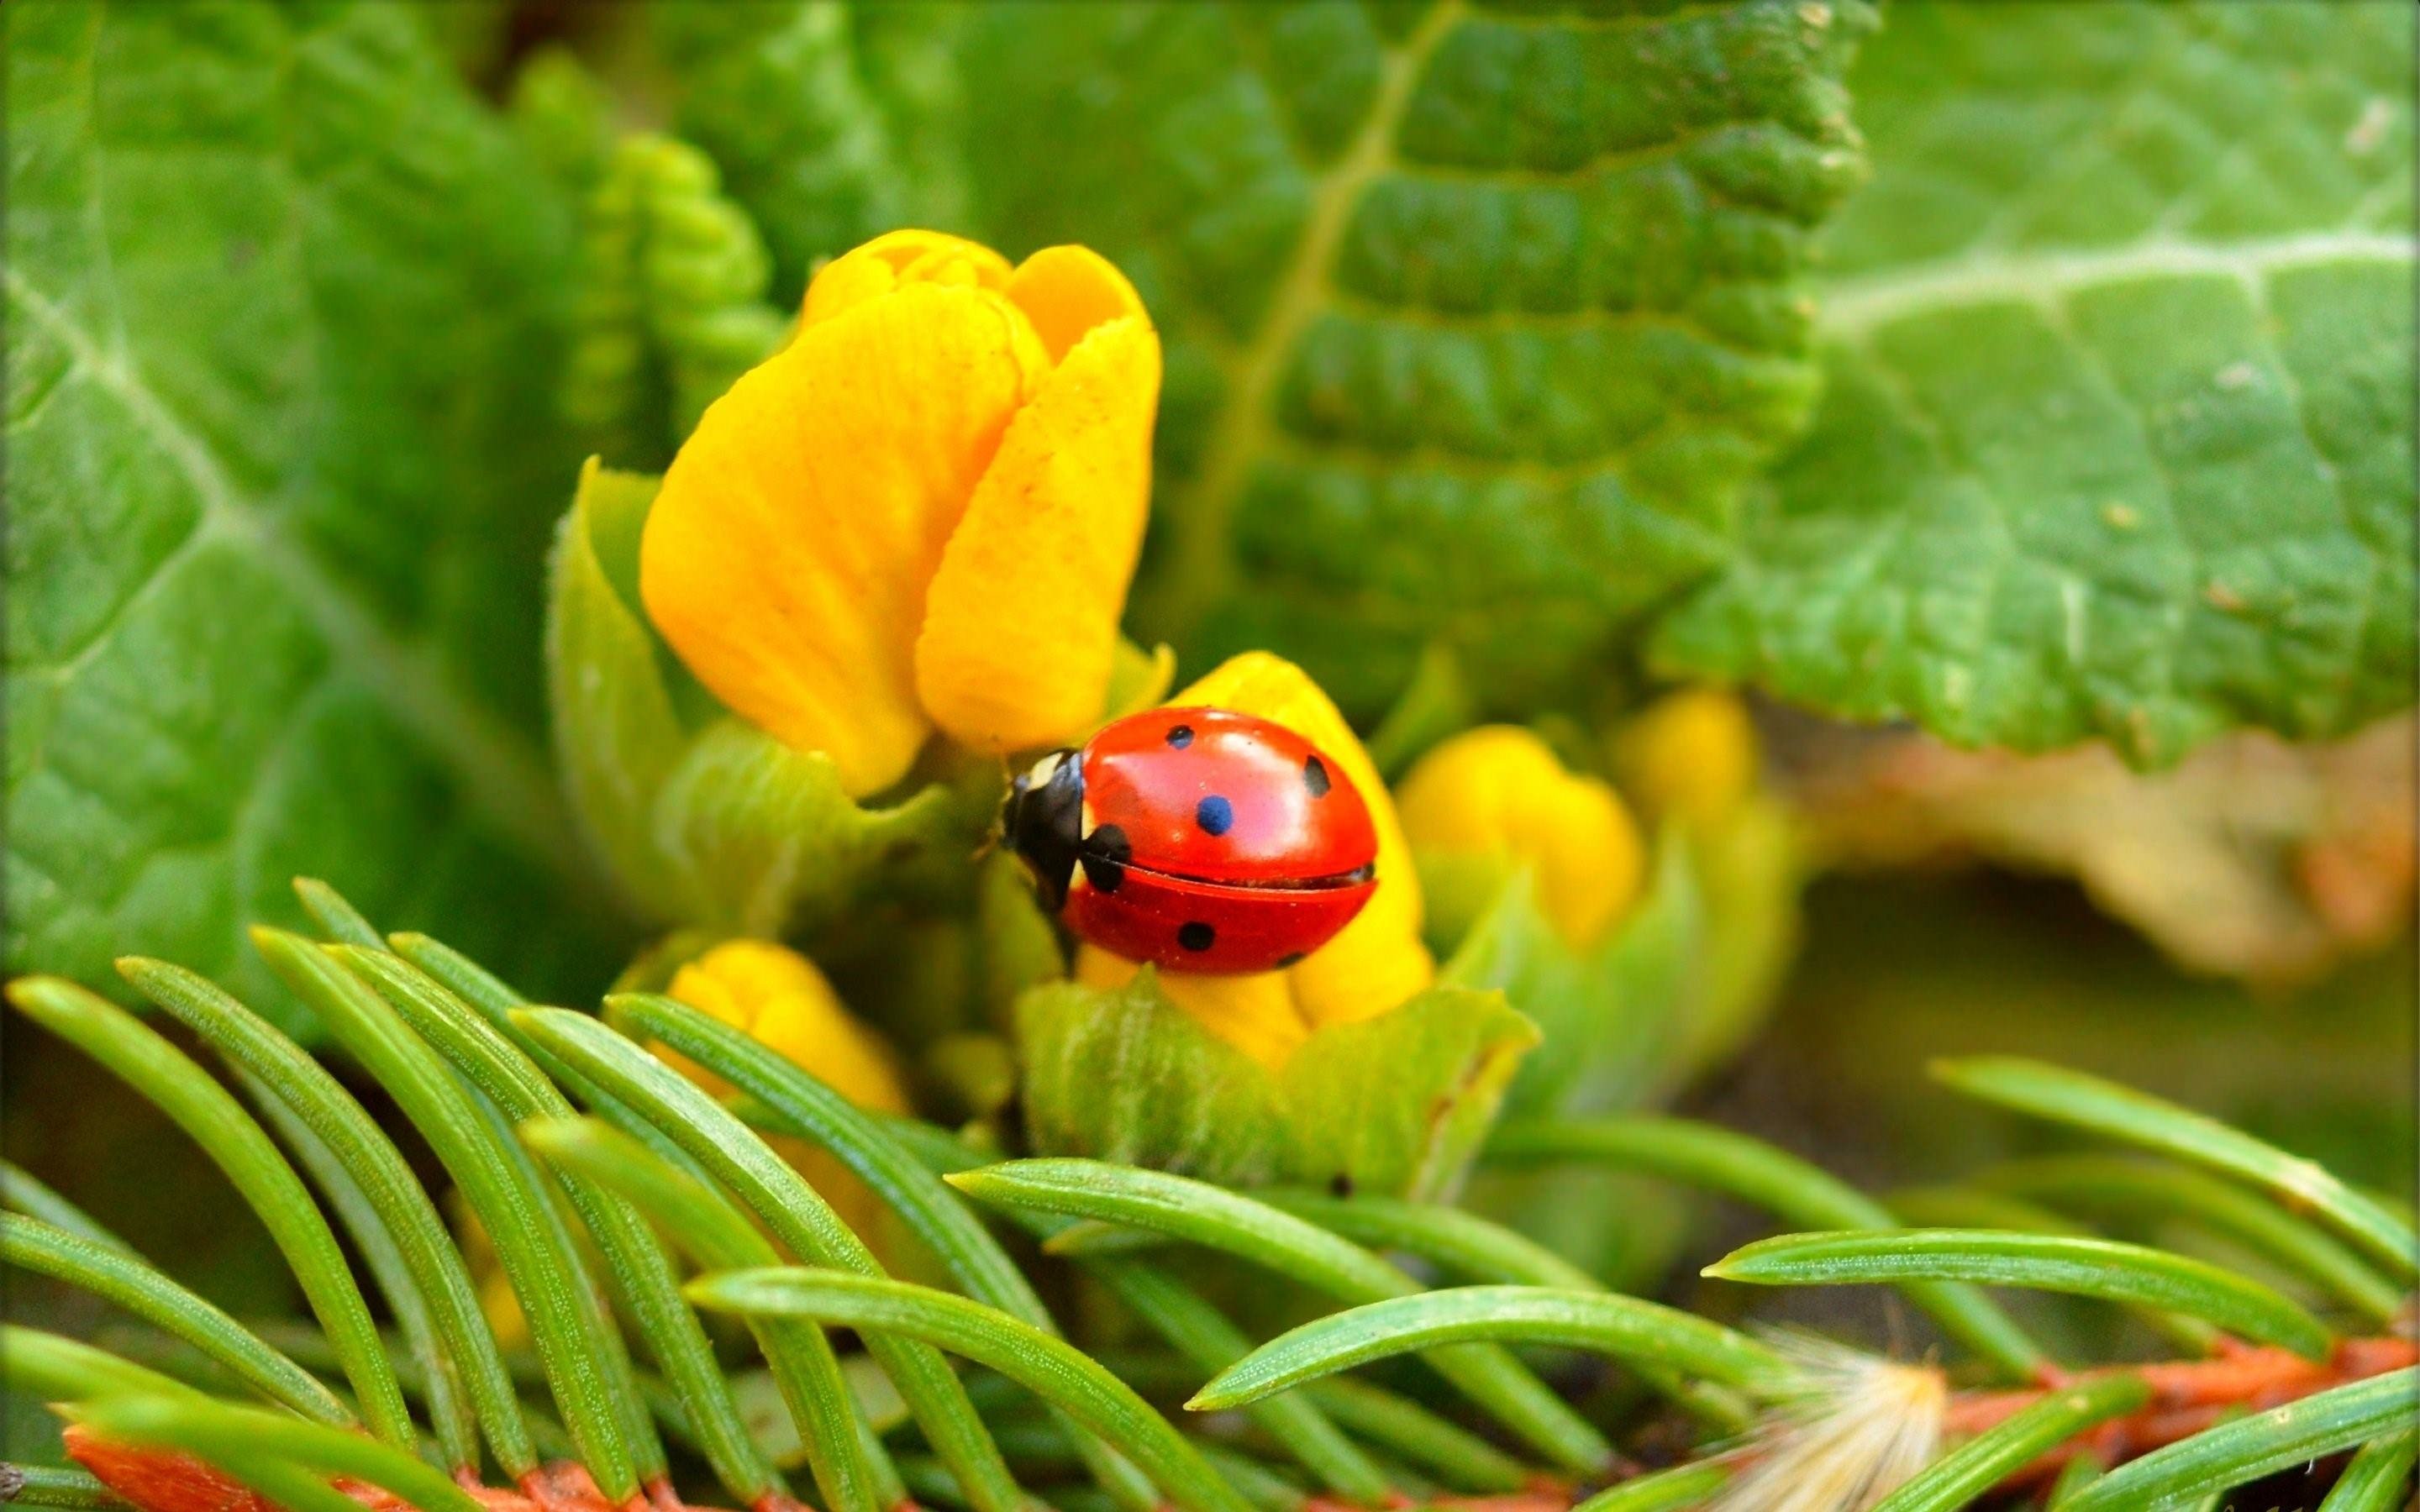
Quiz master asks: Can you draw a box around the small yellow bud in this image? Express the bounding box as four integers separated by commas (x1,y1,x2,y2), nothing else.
662,940,910,1115
1612,688,1761,826
1397,726,1644,951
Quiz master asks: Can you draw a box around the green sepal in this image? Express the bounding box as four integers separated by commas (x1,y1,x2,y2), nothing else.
1018,971,1538,1201
545,461,1002,938
1442,803,1802,1120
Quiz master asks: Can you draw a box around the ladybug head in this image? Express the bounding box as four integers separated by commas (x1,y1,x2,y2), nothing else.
1002,748,1084,911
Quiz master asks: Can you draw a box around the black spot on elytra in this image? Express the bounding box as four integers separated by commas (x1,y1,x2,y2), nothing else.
1195,794,1233,836
1276,951,1307,968
1303,755,1331,797
1177,921,1216,953
1165,723,1194,748
1328,1172,1355,1198
1081,824,1132,893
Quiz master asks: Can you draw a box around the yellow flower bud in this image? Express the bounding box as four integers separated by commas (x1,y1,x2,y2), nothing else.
641,230,1161,796
661,940,909,1114
1078,652,1434,1069
1612,688,1761,826
1397,726,1644,951
657,940,910,1241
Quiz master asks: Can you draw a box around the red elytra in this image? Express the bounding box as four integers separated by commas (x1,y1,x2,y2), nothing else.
1002,706,1379,974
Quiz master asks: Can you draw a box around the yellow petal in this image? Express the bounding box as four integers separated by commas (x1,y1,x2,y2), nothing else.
1006,245,1149,364
663,940,911,1111
1168,652,1434,1032
801,229,1013,329
1398,726,1644,950
641,282,1050,795
915,311,1160,755
1076,949,1311,1070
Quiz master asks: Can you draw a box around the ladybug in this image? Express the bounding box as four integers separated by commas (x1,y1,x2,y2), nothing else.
1002,706,1380,973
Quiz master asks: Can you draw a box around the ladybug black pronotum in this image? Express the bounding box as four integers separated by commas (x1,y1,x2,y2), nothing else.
1001,707,1379,973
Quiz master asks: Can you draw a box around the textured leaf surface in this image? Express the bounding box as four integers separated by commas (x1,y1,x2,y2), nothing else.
1658,2,2417,762
650,1,973,301
7,2,624,1021
956,0,1872,717
1018,971,1537,1199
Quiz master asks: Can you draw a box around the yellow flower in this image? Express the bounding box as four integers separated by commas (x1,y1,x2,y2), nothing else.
1397,725,1644,951
656,939,910,1238
640,229,1161,796
1077,652,1434,1069
1612,688,1761,827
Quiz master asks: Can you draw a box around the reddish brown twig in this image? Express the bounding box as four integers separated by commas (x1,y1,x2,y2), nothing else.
61,1428,816,1512
1944,1335,2419,1486
60,1336,2420,1512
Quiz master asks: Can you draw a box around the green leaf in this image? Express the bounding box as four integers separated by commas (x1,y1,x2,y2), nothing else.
952,0,1873,718
0,1466,122,1510
1571,1463,1732,1512
1977,1154,2405,1325
650,2,974,301
234,1068,486,1477
687,1268,1255,1512
2319,1428,2417,1512
1018,971,1537,1200
1868,1373,2149,1512
1017,973,1286,1185
1084,1259,1389,1504
73,1394,487,1512
508,1005,1025,1512
1277,987,1538,1202
5,1,628,1019
2,1324,202,1404
1656,1,2417,761
1188,1286,1797,1411
118,953,533,1478
948,1158,1612,1474
250,931,654,1496
1881,1184,2224,1358
1255,1187,1753,1434
520,1116,887,1512
3,978,414,1450
1297,1378,1528,1497
604,990,1158,1512
0,1160,135,1259
2062,1367,2418,1510
0,1215,347,1426
333,950,788,1509
1707,1228,2334,1359
1933,1056,2420,1281
1487,1116,2046,1379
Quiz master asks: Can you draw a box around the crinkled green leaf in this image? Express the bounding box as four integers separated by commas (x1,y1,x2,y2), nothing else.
955,0,1874,718
1018,971,1287,1186
650,1,974,300
1657,1,2417,762
1018,971,1536,1200
545,462,1002,936
560,134,790,469
6,0,625,1023
1280,985,1539,1203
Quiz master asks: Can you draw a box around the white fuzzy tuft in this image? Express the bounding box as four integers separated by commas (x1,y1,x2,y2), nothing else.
1710,1334,1948,1512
